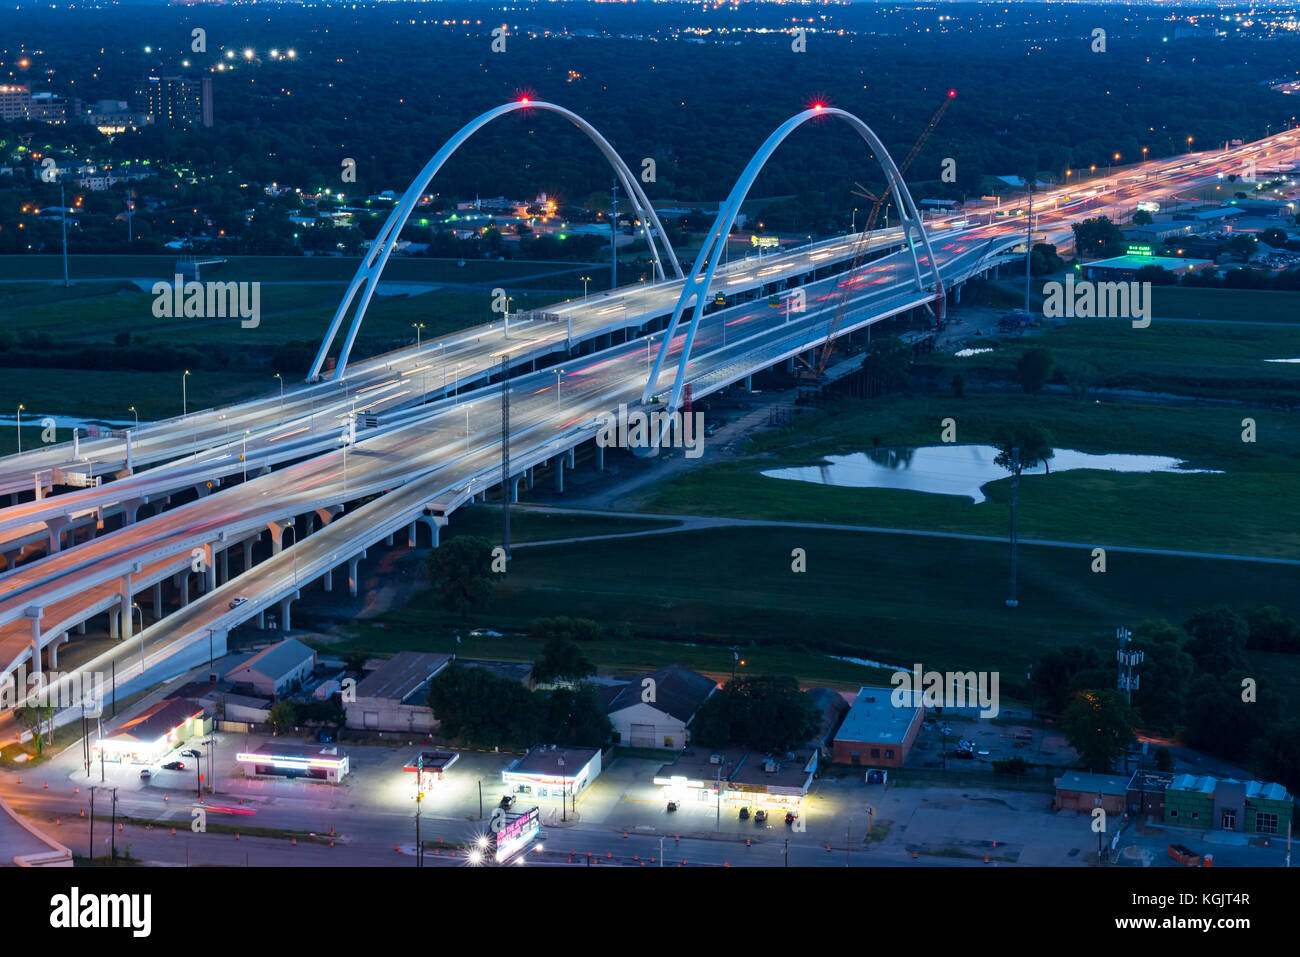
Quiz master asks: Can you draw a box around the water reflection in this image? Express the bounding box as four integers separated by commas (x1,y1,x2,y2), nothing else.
761,445,1219,503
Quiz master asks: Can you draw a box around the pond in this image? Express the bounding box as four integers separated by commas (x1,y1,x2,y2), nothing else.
761,445,1219,503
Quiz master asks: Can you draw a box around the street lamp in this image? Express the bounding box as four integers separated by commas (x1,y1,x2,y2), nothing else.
129,405,138,428
580,275,592,300
274,372,284,411
182,370,191,417
132,602,145,677
15,404,23,454
412,322,425,350
241,429,249,482
554,368,564,410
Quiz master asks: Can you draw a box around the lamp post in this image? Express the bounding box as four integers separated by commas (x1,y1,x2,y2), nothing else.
580,275,592,300
129,406,138,428
182,370,191,417
16,404,23,454
274,372,284,411
554,369,564,410
241,430,249,482
412,322,424,351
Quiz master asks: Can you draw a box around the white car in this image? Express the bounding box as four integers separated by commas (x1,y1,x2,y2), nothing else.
228,597,249,609
468,628,502,638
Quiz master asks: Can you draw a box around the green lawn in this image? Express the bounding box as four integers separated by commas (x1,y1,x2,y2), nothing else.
442,504,681,543
339,525,1300,714
644,392,1300,558
1149,286,1300,324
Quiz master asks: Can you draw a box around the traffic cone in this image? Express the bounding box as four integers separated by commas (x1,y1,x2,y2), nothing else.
74,786,79,793
171,827,175,835
746,839,751,847
163,795,168,802
234,833,239,841
984,853,989,863
43,781,47,789
80,809,84,818
55,818,60,826
623,830,628,838
292,838,297,846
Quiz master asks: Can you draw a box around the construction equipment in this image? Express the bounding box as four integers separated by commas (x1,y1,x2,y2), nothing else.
797,90,956,386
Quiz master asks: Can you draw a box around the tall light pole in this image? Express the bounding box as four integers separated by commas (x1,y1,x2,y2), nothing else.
241,429,249,482
16,404,23,454
580,275,591,300
412,322,424,351
274,372,284,411
133,603,146,678
182,370,191,417
1024,181,1033,315
129,405,138,428
554,369,564,411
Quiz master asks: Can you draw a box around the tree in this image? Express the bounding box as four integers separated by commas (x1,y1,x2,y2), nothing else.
1182,671,1278,761
529,616,603,644
14,705,52,755
1153,746,1174,772
1059,689,1139,773
1132,209,1154,226
1130,619,1195,732
427,663,539,749
860,336,913,396
1071,216,1126,260
1028,645,1108,715
532,636,596,686
1246,605,1299,653
1183,605,1248,675
689,676,818,754
1015,347,1054,395
539,684,614,748
1029,242,1063,275
425,535,495,619
993,422,1055,606
268,700,297,733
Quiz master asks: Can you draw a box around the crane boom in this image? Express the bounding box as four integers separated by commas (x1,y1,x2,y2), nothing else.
807,90,956,381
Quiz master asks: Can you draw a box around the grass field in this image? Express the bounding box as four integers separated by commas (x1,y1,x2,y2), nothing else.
441,504,681,543
1149,286,1300,324
644,392,1300,558
339,524,1300,714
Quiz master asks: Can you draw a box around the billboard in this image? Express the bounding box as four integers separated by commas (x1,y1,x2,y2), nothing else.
493,806,541,863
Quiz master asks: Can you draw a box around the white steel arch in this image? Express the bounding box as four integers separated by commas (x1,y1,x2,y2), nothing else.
310,100,683,382
641,106,943,414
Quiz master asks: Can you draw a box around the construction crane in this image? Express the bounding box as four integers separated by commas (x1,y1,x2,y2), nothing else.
798,90,956,385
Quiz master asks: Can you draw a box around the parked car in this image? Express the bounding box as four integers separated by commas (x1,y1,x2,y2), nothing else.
181,748,201,758
738,806,749,820
139,769,151,780
469,628,503,638
1168,843,1203,867
785,811,798,826
162,761,185,771
499,795,513,809
666,801,677,813
754,809,768,824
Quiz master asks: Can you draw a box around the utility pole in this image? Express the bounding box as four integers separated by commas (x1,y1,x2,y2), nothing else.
1006,447,1020,608
110,787,118,864
60,181,69,288
415,752,423,867
88,787,96,862
500,355,510,562
1024,180,1033,314
610,179,618,291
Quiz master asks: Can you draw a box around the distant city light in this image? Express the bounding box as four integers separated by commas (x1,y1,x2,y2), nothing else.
244,48,254,60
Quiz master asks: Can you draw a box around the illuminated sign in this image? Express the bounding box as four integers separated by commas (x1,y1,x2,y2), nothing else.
493,806,541,863
1137,201,1160,213
236,751,346,770
1126,243,1155,257
750,234,779,249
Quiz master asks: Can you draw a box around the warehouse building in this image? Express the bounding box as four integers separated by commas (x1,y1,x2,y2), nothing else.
345,651,451,733
605,663,717,750
1164,775,1293,835
1054,771,1129,815
832,686,925,767
226,638,316,698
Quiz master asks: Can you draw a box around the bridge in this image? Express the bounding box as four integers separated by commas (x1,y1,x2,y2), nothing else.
0,98,1290,728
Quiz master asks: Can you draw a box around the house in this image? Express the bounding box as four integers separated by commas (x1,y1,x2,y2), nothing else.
805,688,851,757
225,638,316,698
345,651,451,733
605,664,717,750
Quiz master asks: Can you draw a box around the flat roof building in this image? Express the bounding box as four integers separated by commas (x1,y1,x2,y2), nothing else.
1054,771,1130,815
832,686,925,767
502,745,602,807
235,741,349,783
95,698,208,764
1164,774,1293,835
346,651,451,733
1080,254,1214,281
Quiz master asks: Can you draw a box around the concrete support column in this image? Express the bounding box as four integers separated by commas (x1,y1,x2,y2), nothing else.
178,573,190,607
566,447,576,469
242,537,254,572
47,633,68,670
554,457,565,493
257,609,265,629
509,477,519,503
385,532,395,546
25,609,42,678
153,582,163,618
407,521,418,548
3,550,18,571
594,442,604,472
526,467,535,491
46,524,63,555
218,547,229,585
278,595,294,632
204,551,217,593
123,499,142,526
323,566,333,593
77,620,86,636
745,374,753,391
109,608,120,640
347,555,361,598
